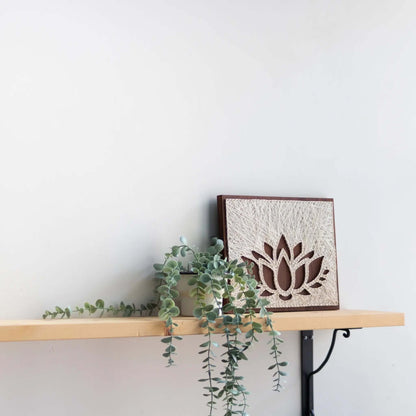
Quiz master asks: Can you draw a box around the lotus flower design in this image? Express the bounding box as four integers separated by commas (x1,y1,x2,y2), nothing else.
242,235,329,301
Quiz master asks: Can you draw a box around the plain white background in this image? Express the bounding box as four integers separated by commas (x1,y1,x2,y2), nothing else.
0,1,415,415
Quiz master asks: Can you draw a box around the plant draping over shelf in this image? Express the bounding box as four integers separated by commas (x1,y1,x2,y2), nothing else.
44,237,287,416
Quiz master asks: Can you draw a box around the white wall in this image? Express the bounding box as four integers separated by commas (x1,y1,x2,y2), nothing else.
0,1,415,415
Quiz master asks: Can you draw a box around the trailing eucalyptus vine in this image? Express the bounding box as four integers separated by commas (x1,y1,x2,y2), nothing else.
153,237,287,416
42,300,157,319
43,236,287,416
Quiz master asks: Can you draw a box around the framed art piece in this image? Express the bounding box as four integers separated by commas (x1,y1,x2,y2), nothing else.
217,195,339,312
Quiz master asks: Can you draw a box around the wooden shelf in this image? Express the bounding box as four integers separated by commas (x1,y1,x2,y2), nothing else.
0,310,404,342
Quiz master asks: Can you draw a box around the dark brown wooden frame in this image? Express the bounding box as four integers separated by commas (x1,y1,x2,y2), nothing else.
217,195,340,312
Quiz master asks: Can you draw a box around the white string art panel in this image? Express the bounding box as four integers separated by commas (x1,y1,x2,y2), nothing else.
218,196,339,311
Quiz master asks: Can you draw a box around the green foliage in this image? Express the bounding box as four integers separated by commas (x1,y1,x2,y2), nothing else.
43,235,287,416
42,300,157,319
153,237,286,416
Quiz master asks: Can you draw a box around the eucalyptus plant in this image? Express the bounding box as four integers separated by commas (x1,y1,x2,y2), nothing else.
42,300,157,319
43,236,287,416
154,237,286,416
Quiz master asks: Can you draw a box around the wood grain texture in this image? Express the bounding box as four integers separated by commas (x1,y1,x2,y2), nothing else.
0,310,404,342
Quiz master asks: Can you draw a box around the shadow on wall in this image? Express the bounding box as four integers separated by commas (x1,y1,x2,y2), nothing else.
207,197,220,238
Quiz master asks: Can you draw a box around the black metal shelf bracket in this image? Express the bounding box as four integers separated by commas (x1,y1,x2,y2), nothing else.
301,328,356,416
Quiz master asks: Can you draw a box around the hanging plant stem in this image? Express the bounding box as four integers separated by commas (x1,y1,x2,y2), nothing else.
42,299,157,319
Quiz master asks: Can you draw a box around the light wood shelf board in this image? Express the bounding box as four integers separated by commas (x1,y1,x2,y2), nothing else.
0,310,404,342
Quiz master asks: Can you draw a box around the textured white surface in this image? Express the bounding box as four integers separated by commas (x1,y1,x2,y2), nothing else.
226,198,338,308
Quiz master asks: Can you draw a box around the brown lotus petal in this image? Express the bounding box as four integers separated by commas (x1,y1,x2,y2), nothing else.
264,242,274,259
319,277,326,281
294,264,305,289
299,289,310,295
277,256,291,291
310,283,322,288
261,290,273,297
242,257,260,282
262,263,276,290
323,269,329,275
252,250,266,261
307,256,324,282
300,251,314,261
279,294,292,301
293,242,302,259
276,234,291,259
